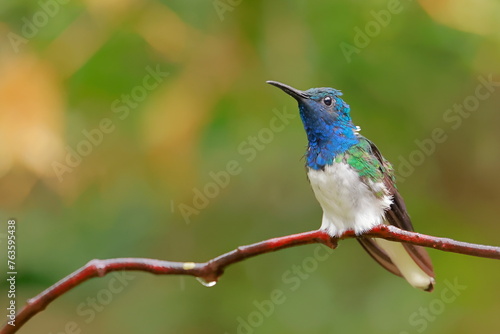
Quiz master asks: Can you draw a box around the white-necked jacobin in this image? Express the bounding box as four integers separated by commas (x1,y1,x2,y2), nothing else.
267,80,435,291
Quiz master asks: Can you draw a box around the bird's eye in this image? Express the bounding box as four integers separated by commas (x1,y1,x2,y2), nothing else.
323,96,332,106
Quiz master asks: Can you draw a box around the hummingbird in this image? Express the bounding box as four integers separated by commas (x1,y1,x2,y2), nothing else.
267,81,435,291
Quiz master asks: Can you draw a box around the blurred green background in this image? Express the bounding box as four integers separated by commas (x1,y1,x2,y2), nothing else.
1,0,500,333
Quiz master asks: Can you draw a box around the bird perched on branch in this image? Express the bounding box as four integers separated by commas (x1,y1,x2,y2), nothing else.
267,81,435,291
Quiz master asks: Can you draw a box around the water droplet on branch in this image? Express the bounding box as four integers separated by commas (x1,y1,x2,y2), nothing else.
196,277,217,287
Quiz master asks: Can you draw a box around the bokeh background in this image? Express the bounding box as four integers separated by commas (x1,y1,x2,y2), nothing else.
1,0,500,333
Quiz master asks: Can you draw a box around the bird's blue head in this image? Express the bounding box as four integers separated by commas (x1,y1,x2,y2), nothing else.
267,81,360,169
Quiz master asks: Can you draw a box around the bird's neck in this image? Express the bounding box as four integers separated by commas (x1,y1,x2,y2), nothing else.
300,107,359,170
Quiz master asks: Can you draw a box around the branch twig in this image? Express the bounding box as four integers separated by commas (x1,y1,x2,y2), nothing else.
2,225,499,333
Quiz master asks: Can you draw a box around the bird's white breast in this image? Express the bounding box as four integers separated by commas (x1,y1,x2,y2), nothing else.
307,163,392,236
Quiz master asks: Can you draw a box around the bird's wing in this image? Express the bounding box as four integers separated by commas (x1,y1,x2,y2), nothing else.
356,138,435,278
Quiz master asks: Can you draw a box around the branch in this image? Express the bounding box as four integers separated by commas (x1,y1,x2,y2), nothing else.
2,225,499,333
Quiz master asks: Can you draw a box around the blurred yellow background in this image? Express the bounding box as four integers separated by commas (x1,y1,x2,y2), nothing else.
1,0,499,333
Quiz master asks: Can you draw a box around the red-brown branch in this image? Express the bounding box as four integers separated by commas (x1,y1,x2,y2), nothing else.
2,225,499,334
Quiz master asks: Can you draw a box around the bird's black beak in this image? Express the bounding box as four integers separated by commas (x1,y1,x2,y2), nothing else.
267,81,308,101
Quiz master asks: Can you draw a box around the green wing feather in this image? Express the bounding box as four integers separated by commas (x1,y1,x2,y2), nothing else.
339,137,395,198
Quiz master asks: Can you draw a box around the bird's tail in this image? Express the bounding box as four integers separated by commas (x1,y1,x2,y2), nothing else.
357,237,435,291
